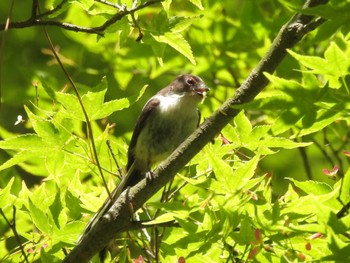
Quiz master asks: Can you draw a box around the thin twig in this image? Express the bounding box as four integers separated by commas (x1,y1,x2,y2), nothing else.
36,0,68,18
296,138,313,180
31,0,39,18
41,26,112,200
106,139,123,179
0,207,29,263
312,138,335,167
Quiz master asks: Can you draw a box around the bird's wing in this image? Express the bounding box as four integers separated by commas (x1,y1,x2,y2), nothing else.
126,97,160,170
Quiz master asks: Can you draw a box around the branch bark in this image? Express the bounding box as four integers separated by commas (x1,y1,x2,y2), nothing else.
0,0,164,35
63,0,329,262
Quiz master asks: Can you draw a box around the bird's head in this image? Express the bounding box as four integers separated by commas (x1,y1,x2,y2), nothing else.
169,74,210,101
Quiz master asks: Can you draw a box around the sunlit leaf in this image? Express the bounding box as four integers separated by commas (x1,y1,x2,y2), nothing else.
28,199,51,233
0,178,16,208
152,33,196,64
287,178,333,195
231,154,260,190
187,0,204,10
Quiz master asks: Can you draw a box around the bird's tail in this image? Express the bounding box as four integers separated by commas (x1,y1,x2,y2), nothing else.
78,162,142,241
77,162,145,261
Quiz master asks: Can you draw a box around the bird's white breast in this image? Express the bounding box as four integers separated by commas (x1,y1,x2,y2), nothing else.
134,93,199,168
157,94,183,111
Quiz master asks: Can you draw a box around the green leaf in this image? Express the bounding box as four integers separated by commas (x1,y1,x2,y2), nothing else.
0,134,44,150
49,191,63,228
220,124,240,147
161,0,172,14
54,92,83,121
169,15,202,33
231,154,260,190
249,125,271,142
288,49,328,75
24,106,72,145
53,221,86,244
28,199,51,233
296,116,343,137
259,137,312,149
234,111,252,143
0,151,43,172
206,147,234,192
150,41,166,66
142,213,176,225
287,178,333,195
40,79,57,100
93,84,148,120
151,32,196,65
321,232,350,261
324,42,349,77
58,209,68,231
56,82,147,121
187,0,204,10
0,177,16,208
177,173,207,185
288,43,350,89
45,150,65,177
113,70,133,90
70,0,94,11
65,190,86,219
146,12,201,64
235,216,255,245
40,250,62,263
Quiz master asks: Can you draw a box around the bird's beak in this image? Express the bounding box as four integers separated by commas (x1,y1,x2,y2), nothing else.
194,83,210,97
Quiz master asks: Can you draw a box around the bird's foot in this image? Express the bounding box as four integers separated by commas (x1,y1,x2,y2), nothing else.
145,171,156,182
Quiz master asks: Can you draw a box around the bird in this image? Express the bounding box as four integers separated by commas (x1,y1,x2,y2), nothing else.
78,74,209,261
124,74,209,187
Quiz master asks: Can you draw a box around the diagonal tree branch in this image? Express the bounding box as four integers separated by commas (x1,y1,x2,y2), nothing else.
63,0,329,262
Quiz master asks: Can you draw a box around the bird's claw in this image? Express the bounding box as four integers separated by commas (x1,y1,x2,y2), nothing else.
146,171,155,182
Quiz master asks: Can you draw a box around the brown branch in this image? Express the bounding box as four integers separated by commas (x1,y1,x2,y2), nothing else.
62,0,330,262
31,0,39,18
1,20,104,35
0,0,164,35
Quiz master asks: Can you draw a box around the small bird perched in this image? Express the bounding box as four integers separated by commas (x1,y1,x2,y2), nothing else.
124,74,209,187
78,74,209,261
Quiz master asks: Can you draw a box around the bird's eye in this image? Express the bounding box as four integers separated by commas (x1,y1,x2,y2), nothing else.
186,77,196,85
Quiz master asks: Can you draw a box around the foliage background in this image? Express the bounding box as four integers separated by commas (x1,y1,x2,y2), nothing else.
1,0,350,262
